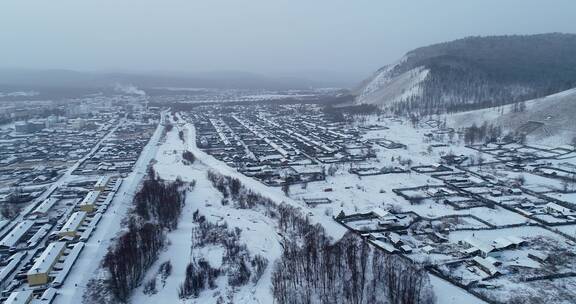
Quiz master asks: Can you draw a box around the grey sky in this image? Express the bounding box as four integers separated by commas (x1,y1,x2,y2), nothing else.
1,0,575,83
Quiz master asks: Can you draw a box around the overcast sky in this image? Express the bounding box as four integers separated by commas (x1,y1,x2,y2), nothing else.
1,0,576,83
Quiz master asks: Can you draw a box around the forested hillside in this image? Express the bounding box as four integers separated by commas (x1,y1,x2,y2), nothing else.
356,33,576,115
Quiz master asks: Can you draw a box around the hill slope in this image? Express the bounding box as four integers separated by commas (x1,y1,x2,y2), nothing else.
356,33,576,114
447,88,576,145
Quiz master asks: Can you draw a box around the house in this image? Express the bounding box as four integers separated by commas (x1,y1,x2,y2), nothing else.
520,200,535,210
464,236,525,258
30,198,59,216
464,238,495,258
303,198,331,207
27,242,67,286
93,176,111,191
431,232,449,243
400,245,413,253
545,202,574,218
78,191,101,213
0,252,26,288
0,220,35,250
58,211,87,237
373,209,399,227
492,237,514,251
421,245,434,254
5,289,34,304
528,252,549,263
387,232,403,246
372,208,391,219
371,240,398,253
37,288,58,303
490,190,503,197
441,154,468,165
472,256,501,276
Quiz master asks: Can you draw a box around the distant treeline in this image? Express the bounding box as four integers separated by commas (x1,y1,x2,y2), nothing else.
323,104,380,121
150,94,354,112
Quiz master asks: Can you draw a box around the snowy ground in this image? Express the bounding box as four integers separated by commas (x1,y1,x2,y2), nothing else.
445,88,576,145
130,122,283,303
429,275,487,304
128,115,493,303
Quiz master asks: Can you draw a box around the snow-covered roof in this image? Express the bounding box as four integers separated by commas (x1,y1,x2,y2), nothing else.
37,288,58,302
292,166,323,174
465,238,494,254
528,251,549,262
0,220,35,248
5,289,33,304
422,245,434,253
27,241,66,275
372,240,398,253
546,202,574,215
59,211,87,234
401,245,413,252
94,176,111,188
506,236,525,245
27,224,51,246
493,237,513,250
473,256,500,275
0,252,26,283
372,208,391,219
79,191,101,206
53,242,85,285
31,197,58,215
388,232,401,244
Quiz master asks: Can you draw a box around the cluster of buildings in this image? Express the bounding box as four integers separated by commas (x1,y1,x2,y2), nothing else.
0,174,121,302
0,94,166,303
187,104,373,186
0,105,136,207
74,121,157,176
330,121,576,303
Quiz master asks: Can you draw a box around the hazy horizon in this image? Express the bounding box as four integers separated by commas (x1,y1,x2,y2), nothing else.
2,0,576,85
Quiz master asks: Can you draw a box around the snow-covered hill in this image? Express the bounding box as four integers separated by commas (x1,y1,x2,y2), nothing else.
355,55,429,107
447,88,576,145
356,33,576,114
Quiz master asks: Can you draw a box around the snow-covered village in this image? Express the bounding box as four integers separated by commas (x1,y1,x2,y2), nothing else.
2,2,576,304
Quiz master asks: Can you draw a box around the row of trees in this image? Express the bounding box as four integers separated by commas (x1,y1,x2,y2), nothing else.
207,170,274,209
271,226,434,304
104,220,165,302
205,171,435,304
463,122,503,145
134,169,187,230
104,168,188,302
323,104,380,122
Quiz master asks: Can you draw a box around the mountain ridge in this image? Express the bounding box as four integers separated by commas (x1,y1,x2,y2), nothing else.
356,33,576,114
